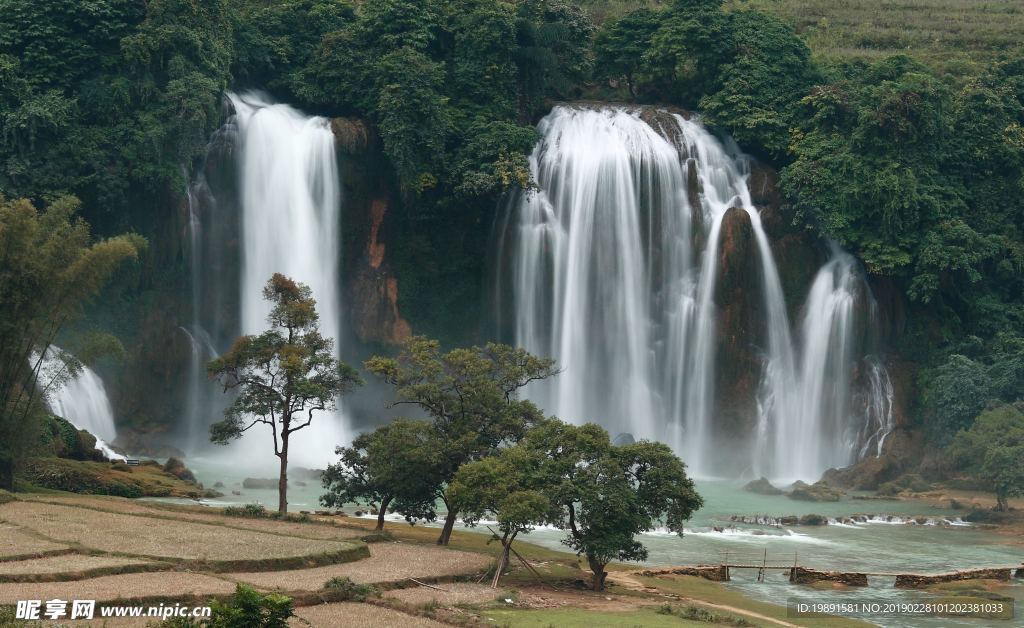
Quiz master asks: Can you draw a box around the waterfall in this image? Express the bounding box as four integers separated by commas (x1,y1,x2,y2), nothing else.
182,174,220,451
758,250,896,481
38,348,123,460
494,107,688,441
762,251,859,481
859,357,895,459
219,91,348,466
495,105,890,480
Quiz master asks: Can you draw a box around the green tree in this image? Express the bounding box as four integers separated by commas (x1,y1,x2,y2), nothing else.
373,47,454,192
365,336,558,545
321,418,443,531
207,584,293,628
698,11,815,158
209,274,362,513
449,440,558,586
921,354,993,444
593,8,662,99
951,404,1024,511
231,0,356,101
456,419,703,590
0,195,142,489
513,0,595,120
0,0,233,223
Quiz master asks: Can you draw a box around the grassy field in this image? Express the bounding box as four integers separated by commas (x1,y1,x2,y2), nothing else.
583,1,1024,75
729,0,1024,74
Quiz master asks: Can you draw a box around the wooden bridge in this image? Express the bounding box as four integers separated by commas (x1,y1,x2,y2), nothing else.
639,550,1024,588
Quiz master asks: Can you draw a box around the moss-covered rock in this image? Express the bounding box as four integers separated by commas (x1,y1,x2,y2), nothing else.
18,457,208,498
162,457,197,483
38,415,105,461
877,473,934,496
787,480,843,502
743,477,783,495
797,513,829,525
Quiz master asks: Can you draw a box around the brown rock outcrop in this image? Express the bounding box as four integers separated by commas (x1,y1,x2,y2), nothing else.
790,567,868,586
895,568,1012,589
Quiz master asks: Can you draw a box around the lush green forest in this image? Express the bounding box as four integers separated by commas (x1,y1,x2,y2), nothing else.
1,0,1023,473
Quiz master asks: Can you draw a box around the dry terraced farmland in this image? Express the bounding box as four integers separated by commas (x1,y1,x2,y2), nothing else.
0,495,495,626
0,526,68,559
229,542,493,590
0,501,362,565
21,495,366,541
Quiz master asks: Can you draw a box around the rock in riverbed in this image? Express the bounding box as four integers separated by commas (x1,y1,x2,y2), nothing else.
743,477,783,495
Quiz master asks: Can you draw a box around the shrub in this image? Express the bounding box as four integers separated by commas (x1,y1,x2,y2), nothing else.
207,584,292,628
877,474,933,496
223,503,268,518
323,576,376,601
657,603,754,626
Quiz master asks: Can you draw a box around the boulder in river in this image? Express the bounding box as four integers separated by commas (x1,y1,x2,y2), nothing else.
797,513,828,526
743,477,783,495
242,477,278,489
787,480,843,502
162,457,197,483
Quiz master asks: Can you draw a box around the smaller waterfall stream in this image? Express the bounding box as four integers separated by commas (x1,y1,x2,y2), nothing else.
38,348,123,459
760,250,873,481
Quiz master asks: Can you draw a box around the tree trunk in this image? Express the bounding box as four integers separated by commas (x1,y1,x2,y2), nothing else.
437,508,458,545
277,437,289,514
376,495,392,531
0,454,13,492
587,555,608,591
995,492,1008,512
492,543,510,588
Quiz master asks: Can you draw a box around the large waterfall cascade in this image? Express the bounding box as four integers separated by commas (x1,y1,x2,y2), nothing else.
494,105,892,481
38,347,123,460
181,92,349,467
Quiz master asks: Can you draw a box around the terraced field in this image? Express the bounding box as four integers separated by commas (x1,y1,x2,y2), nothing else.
0,495,496,627
0,494,875,627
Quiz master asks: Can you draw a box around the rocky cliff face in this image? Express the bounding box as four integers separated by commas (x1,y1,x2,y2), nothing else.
333,117,412,348
91,106,917,463
713,206,762,438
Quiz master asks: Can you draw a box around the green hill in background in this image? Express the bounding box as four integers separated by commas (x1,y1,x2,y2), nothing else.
585,0,1024,75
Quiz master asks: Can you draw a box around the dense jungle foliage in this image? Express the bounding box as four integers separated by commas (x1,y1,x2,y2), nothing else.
1,0,1022,450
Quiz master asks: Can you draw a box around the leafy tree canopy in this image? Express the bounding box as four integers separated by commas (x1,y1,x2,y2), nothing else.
209,273,362,512
453,419,702,590
321,417,444,530
951,404,1024,511
364,336,557,544
0,195,142,488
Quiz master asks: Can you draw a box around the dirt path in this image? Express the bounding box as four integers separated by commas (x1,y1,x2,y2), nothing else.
608,571,800,628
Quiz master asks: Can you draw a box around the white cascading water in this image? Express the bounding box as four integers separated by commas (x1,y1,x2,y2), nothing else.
38,347,123,459
761,250,858,481
859,356,895,459
224,91,347,467
182,173,220,451
496,105,891,480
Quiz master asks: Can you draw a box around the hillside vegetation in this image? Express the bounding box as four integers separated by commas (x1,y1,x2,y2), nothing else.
585,1,1024,74
731,0,1024,74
